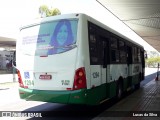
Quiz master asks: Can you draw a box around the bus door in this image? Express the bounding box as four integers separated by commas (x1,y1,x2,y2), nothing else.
90,36,108,86
99,36,109,100
100,37,109,85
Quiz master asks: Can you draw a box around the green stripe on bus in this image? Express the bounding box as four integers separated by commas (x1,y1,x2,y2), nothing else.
19,74,140,105
19,88,87,104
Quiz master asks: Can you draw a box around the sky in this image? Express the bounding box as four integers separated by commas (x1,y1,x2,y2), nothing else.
0,0,158,52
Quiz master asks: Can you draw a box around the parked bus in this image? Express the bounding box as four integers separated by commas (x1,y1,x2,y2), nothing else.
16,13,145,105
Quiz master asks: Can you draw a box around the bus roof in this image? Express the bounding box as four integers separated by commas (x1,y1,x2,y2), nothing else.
84,14,144,49
20,13,81,30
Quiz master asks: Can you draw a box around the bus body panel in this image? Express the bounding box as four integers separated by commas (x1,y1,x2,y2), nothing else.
75,14,91,89
17,48,77,91
109,64,128,82
16,15,79,91
19,87,88,104
17,13,145,105
90,65,101,87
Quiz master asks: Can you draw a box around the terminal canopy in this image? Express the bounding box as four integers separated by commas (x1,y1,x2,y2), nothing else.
98,0,160,52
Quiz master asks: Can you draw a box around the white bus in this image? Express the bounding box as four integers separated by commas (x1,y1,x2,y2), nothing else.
16,13,145,105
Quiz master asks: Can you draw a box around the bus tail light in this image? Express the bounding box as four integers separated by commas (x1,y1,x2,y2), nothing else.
17,70,24,88
73,67,87,90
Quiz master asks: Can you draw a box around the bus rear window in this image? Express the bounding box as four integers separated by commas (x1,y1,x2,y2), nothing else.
19,19,78,56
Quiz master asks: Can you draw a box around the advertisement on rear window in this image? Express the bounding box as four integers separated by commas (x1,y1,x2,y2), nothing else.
20,19,78,56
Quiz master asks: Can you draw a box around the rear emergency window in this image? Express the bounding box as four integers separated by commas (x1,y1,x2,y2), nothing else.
19,19,78,56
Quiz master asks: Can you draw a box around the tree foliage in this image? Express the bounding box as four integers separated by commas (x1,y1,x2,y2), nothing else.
48,8,61,16
39,5,61,17
145,51,160,67
145,57,160,67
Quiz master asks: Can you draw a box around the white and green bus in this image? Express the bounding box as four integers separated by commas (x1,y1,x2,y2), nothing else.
16,13,145,105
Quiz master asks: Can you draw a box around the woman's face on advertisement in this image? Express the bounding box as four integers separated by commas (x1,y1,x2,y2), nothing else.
57,24,68,46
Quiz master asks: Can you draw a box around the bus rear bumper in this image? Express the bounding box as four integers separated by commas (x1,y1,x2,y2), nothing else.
19,87,87,104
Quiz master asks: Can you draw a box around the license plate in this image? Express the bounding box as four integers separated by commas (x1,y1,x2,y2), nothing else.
39,75,52,80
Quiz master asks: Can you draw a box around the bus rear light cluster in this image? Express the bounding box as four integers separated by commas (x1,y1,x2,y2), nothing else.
17,70,24,88
73,67,87,90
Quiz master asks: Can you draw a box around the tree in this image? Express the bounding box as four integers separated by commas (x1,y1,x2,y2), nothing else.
145,57,160,67
145,51,160,67
49,8,61,16
39,5,61,18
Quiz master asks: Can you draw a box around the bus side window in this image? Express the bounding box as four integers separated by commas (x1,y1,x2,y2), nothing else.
119,40,126,63
111,50,119,62
138,48,141,62
126,45,132,64
111,37,117,49
89,34,99,64
120,51,126,63
89,24,99,65
111,37,119,63
133,47,138,63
